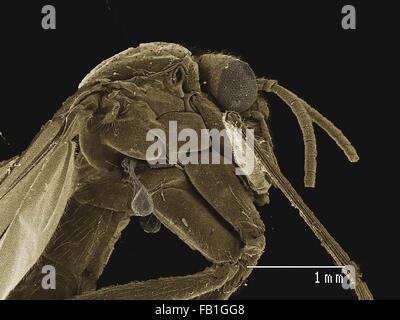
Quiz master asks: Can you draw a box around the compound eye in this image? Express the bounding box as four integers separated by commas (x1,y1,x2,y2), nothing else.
217,60,258,113
197,54,258,113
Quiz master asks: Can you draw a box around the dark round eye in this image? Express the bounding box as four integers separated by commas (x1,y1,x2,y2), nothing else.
217,60,258,113
198,54,259,112
172,66,185,84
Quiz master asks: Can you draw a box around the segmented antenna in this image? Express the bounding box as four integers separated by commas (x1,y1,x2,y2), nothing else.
259,78,359,187
301,99,359,162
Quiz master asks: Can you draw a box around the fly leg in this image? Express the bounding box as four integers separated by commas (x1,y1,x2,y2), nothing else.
72,163,267,300
71,164,267,300
71,166,245,299
184,163,266,299
73,157,153,217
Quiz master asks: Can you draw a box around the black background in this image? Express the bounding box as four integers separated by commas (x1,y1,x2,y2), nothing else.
0,1,398,300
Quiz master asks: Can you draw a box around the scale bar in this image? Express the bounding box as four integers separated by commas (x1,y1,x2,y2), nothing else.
247,265,345,269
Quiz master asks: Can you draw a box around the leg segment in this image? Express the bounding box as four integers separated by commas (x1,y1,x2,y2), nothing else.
72,264,238,300
73,165,266,300
184,163,266,299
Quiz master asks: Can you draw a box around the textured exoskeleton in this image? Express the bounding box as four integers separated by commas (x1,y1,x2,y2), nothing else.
0,43,372,300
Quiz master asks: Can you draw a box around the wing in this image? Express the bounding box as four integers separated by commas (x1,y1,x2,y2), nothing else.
0,156,20,189
0,81,108,299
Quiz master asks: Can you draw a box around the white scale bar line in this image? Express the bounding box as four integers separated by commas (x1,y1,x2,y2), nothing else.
247,266,345,269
